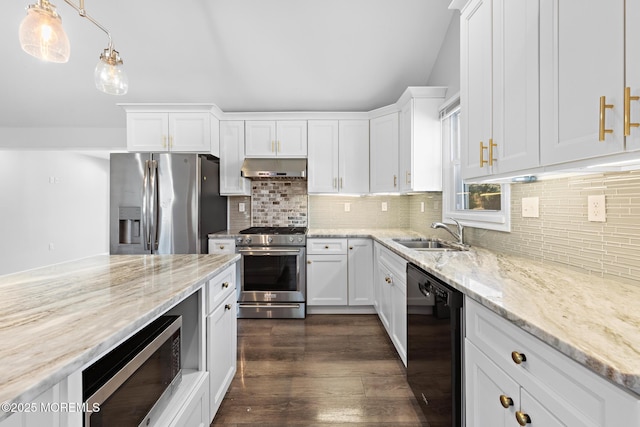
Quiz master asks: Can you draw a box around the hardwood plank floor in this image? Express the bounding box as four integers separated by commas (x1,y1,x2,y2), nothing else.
211,314,428,426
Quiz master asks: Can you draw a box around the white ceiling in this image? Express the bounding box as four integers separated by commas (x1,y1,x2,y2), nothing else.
1,0,454,128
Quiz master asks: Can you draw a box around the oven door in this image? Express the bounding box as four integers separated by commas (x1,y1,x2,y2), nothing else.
238,246,306,303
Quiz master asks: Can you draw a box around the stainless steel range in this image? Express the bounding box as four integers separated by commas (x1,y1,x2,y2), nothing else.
236,226,307,319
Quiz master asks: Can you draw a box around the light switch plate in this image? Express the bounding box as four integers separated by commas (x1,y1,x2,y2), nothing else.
381,202,388,212
344,202,351,212
239,202,246,212
588,195,606,222
522,197,539,218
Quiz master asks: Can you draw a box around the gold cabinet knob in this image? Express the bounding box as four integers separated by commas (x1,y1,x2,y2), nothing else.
219,245,225,250
307,260,312,264
222,282,229,289
511,351,527,365
515,411,531,425
349,246,353,250
385,277,392,284
499,395,514,409
324,245,329,249
224,304,232,310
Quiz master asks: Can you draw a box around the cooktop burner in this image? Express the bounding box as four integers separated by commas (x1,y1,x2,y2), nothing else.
239,226,307,235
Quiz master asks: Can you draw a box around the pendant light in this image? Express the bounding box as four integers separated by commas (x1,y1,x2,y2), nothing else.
95,47,128,95
18,0,128,95
19,0,70,63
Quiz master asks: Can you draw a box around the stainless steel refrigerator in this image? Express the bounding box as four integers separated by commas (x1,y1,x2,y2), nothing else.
110,153,227,254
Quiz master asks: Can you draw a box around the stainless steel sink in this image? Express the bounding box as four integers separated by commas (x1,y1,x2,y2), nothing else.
392,239,465,251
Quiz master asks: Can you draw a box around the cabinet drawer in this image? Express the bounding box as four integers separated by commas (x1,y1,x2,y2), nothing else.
379,245,407,283
208,239,236,254
307,238,348,255
206,264,236,314
466,298,639,426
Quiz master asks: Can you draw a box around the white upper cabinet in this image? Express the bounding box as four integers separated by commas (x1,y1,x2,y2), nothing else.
398,88,446,192
370,113,399,193
245,120,307,157
461,0,540,180
627,0,640,152
220,121,251,196
307,121,339,193
539,0,625,165
307,120,369,194
126,111,211,153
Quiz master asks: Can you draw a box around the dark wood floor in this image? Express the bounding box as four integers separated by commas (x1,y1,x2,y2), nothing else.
211,314,428,426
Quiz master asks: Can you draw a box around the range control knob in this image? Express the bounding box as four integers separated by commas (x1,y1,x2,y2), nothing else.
268,236,273,243
298,237,303,243
289,236,294,242
236,237,242,244
245,237,252,245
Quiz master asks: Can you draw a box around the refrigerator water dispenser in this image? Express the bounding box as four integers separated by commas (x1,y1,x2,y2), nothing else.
118,207,141,244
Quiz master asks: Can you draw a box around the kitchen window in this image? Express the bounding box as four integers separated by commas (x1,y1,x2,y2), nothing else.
441,98,511,232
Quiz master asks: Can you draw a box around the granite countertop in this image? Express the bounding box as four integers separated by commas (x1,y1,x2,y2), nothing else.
308,228,640,397
0,253,239,418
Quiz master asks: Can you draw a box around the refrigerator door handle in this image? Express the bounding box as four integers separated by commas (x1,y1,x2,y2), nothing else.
142,160,150,251
149,159,159,251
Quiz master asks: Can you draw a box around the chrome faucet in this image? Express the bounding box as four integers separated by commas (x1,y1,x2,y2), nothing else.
431,218,464,245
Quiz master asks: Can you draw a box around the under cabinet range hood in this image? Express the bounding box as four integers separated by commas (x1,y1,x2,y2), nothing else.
241,158,307,179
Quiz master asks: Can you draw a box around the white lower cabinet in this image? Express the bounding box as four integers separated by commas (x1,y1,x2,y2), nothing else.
465,297,640,427
168,372,210,427
374,242,407,366
306,238,374,308
0,380,67,427
205,265,237,421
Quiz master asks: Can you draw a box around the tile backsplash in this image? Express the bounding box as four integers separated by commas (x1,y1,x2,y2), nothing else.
308,195,410,229
251,180,308,227
229,171,640,285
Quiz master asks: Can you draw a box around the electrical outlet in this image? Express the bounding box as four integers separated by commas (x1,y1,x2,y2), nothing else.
381,202,388,212
420,202,425,213
522,197,539,218
344,202,351,212
239,202,245,212
588,195,606,222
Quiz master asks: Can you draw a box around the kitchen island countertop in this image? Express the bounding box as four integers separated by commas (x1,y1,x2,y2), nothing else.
0,253,239,419
308,228,640,398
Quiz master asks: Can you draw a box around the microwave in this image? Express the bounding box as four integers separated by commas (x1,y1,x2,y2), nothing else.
83,315,182,426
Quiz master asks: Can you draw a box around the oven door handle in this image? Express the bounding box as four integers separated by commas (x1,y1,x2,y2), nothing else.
238,248,302,256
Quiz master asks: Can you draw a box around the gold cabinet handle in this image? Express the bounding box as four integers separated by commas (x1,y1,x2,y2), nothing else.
406,171,411,184
340,177,343,189
162,135,167,148
278,140,281,152
625,87,640,136
480,141,488,166
599,95,614,141
511,351,527,364
489,139,497,166
515,411,531,425
271,141,275,152
169,135,174,149
393,175,397,187
224,304,232,310
499,395,514,409
222,282,229,289
333,177,338,188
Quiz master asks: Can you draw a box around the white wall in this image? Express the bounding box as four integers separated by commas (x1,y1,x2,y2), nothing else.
427,13,461,98
0,151,109,276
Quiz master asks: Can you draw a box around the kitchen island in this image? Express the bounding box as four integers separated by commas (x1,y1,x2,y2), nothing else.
0,253,239,425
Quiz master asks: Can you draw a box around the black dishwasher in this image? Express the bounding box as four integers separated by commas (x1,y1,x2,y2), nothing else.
407,263,463,427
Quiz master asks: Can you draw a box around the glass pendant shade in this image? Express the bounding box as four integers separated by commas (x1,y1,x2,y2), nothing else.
94,50,129,95
19,3,70,63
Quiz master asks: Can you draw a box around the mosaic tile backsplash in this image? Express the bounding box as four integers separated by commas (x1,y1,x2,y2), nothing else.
251,180,308,227
230,171,640,285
